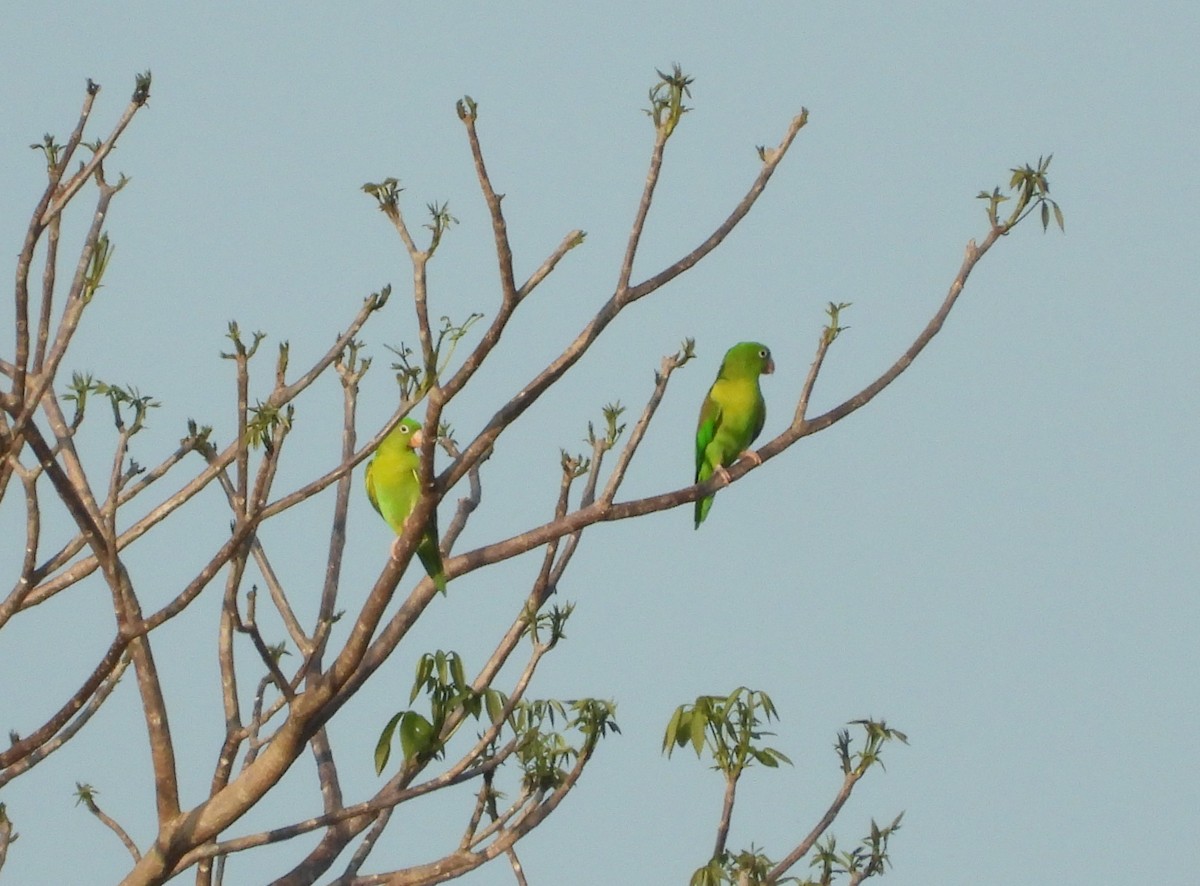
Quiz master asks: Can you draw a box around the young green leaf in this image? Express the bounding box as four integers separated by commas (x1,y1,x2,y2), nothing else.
374,712,404,775
399,711,435,763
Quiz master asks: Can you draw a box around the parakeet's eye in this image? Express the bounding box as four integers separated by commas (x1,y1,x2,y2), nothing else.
759,348,769,359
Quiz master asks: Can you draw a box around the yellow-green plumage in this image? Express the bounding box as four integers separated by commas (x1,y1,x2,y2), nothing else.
694,342,774,528
365,417,448,594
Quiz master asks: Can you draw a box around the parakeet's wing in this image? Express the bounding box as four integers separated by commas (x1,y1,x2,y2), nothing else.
695,393,722,481
417,519,448,595
750,391,767,444
365,458,383,516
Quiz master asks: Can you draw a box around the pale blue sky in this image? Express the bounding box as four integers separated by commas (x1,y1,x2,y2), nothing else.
2,3,1197,884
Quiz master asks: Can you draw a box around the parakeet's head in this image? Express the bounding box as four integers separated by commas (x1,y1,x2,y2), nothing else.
721,342,774,378
382,416,424,452
402,418,425,449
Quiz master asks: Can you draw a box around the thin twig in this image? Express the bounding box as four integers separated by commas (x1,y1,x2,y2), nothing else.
0,654,130,786
234,590,294,702
0,803,13,874
713,774,738,860
313,349,368,662
792,328,834,427
616,126,669,296
0,463,41,628
460,101,517,303
330,808,394,885
33,212,62,372
0,634,124,779
792,234,996,439
40,80,147,226
437,437,485,552
12,80,102,416
517,230,585,301
600,346,689,506
11,175,123,447
765,770,863,883
78,785,142,861
116,437,201,506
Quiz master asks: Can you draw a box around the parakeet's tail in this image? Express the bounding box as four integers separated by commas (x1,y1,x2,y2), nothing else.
694,461,714,529
417,536,449,595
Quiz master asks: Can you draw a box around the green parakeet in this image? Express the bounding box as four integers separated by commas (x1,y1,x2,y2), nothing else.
694,342,774,528
365,417,448,594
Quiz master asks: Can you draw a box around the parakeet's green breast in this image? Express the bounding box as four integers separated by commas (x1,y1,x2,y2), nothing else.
364,416,449,594
366,418,422,534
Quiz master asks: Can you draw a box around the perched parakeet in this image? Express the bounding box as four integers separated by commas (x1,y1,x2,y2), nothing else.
694,342,774,528
365,417,448,594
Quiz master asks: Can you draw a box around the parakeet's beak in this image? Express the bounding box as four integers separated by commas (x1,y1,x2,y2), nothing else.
765,357,775,374
409,428,424,449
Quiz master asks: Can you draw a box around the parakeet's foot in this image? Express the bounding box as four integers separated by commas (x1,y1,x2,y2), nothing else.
389,536,404,561
713,465,732,486
736,449,763,468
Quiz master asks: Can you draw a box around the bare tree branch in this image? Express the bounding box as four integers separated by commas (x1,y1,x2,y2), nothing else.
459,97,517,304
12,79,103,416
0,654,129,786
0,462,41,628
40,76,149,226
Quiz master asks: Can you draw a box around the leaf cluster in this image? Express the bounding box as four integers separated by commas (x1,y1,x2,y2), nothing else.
386,311,484,399
512,697,619,792
523,601,574,647
81,233,113,303
838,719,907,776
374,650,505,773
244,402,293,452
63,373,158,434
646,63,694,137
978,154,1064,232
692,846,800,886
807,813,904,885
373,646,619,784
823,302,852,345
664,687,792,775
